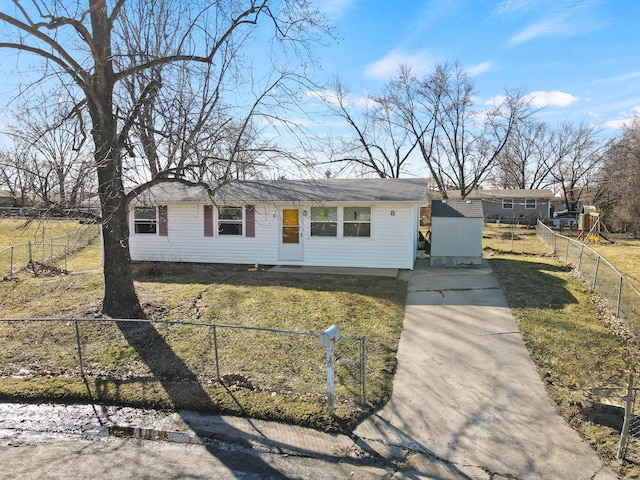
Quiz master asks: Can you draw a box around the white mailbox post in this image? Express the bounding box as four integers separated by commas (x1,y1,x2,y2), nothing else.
319,324,340,415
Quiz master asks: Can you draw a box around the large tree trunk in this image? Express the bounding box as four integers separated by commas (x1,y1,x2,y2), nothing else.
90,0,144,319
98,162,144,319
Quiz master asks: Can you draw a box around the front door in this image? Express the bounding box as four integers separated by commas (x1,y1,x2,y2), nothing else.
278,208,303,261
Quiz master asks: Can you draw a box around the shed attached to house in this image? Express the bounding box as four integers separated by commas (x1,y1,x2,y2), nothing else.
127,178,429,270
430,199,484,266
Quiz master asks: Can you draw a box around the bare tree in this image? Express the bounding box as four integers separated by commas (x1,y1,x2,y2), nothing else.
596,119,640,235
379,62,531,197
319,77,418,178
491,119,556,189
3,99,95,210
549,121,604,212
0,144,34,207
0,0,328,318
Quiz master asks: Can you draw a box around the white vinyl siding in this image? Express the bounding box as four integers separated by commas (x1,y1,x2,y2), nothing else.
130,202,420,269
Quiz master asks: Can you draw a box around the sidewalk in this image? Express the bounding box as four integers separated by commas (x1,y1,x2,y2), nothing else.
353,259,617,479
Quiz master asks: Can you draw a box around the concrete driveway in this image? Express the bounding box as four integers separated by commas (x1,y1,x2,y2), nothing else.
353,259,617,479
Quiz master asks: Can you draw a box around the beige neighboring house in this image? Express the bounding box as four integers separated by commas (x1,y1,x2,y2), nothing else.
440,188,553,223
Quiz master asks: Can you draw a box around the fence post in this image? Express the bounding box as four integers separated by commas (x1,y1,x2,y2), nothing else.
28,241,32,264
360,335,367,409
9,246,13,276
592,256,600,290
212,325,220,380
577,244,584,272
565,237,570,262
74,319,86,378
618,374,635,460
617,275,624,317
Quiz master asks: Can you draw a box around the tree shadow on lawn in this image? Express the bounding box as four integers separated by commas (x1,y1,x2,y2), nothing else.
488,258,579,309
109,320,290,477
103,320,388,476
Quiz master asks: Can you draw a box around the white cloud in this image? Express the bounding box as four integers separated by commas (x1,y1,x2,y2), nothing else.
509,16,565,45
364,49,433,80
603,106,640,130
314,0,355,18
466,61,494,77
305,89,373,109
506,1,608,46
525,90,579,108
493,0,540,17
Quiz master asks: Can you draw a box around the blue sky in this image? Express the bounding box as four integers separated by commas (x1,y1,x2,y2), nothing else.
312,0,640,130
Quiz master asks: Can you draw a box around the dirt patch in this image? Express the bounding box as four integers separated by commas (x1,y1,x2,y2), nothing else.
27,261,69,277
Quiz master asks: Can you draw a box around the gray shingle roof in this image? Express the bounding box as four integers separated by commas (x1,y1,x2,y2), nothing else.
431,199,484,218
132,178,429,205
444,188,553,200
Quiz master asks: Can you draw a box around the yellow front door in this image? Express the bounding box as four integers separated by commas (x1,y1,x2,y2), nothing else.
282,209,300,244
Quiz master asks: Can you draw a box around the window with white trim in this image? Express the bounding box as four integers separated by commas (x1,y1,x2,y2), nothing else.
218,206,243,235
502,199,513,209
343,206,371,237
525,198,536,209
134,207,157,234
310,207,338,237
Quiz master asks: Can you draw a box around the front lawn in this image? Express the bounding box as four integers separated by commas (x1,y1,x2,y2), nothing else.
0,259,406,433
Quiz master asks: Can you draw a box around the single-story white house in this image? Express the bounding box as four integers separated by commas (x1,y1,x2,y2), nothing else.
127,178,429,270
430,199,484,266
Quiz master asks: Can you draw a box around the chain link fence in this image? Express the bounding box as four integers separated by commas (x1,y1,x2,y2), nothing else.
617,375,640,461
537,221,640,462
0,318,367,414
537,221,640,337
0,224,99,278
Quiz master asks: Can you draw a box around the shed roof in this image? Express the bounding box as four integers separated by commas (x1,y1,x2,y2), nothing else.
431,199,484,218
132,178,430,205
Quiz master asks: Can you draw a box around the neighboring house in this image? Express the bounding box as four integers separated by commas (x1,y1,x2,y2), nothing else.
128,178,429,270
430,199,484,267
444,189,553,222
0,190,17,207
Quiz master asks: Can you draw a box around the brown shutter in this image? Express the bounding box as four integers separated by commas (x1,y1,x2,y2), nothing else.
158,205,168,236
204,205,214,237
245,205,255,237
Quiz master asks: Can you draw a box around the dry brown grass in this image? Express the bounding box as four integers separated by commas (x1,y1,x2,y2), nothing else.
0,251,406,432
487,228,640,478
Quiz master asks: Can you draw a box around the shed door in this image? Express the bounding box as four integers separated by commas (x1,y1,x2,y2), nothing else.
278,209,303,261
